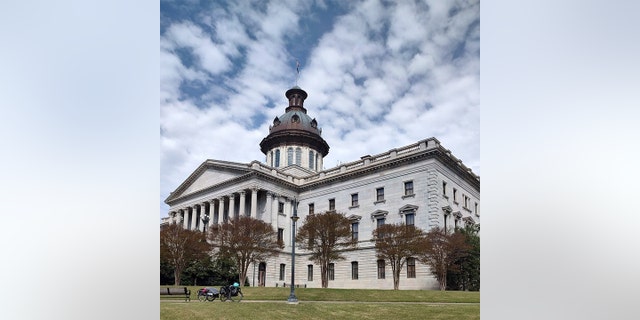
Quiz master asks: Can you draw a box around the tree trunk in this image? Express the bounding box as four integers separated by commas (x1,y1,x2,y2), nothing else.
174,269,181,286
320,263,328,288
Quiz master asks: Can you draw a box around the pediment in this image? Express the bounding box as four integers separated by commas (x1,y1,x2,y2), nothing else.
399,204,419,213
463,216,476,225
279,165,315,177
347,214,362,221
370,210,389,220
166,160,252,203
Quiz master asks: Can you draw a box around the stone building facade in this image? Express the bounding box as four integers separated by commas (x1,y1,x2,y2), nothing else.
163,87,479,290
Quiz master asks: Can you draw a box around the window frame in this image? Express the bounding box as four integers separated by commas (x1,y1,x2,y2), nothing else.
404,180,414,196
376,187,385,202
377,259,385,279
279,263,286,281
328,263,335,281
407,257,416,278
351,193,359,207
351,261,359,280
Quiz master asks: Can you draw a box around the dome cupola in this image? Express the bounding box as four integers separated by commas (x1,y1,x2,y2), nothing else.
260,87,329,172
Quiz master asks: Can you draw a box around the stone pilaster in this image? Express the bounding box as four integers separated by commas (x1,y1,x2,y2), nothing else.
251,187,258,218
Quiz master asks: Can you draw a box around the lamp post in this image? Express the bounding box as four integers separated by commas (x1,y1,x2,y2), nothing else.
287,198,299,304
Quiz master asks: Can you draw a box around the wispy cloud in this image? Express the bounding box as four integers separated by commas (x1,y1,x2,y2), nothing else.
160,0,479,217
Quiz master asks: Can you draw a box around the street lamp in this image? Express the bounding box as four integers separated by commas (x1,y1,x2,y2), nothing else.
287,198,299,304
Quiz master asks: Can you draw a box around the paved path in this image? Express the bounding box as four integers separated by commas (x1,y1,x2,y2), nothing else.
161,300,478,305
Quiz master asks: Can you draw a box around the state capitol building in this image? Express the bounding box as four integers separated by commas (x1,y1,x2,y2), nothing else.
162,86,479,290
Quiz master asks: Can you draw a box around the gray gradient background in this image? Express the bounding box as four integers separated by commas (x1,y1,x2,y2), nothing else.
1,0,639,319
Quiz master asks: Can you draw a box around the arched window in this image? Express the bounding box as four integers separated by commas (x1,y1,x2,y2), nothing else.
295,147,302,165
275,150,280,167
270,151,273,166
287,147,293,166
308,150,314,170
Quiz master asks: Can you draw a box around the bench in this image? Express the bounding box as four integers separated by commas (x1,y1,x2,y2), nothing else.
160,287,190,301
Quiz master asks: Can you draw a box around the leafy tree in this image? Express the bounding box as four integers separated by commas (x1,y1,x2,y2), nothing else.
160,223,211,285
447,224,480,291
160,258,175,285
373,223,426,290
208,216,282,287
295,211,356,288
417,227,470,291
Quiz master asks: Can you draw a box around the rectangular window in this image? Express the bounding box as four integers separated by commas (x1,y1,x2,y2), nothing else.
328,263,335,281
464,195,469,208
404,181,414,196
287,148,293,166
308,203,314,215
351,193,358,207
278,202,284,214
279,264,285,281
376,187,384,201
442,181,447,196
275,150,280,167
351,222,359,241
277,228,284,245
377,217,385,228
453,188,458,202
307,265,313,282
405,213,415,226
377,260,385,279
475,202,478,214
407,257,416,278
329,198,335,211
309,151,314,170
377,217,386,238
351,261,359,280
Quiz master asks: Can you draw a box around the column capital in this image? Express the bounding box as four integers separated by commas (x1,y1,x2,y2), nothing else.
229,194,236,199
239,190,246,196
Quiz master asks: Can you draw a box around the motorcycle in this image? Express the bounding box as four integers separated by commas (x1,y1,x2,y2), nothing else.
219,284,244,302
197,287,220,302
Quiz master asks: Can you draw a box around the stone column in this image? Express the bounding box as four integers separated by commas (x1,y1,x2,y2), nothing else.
229,194,236,220
199,202,207,232
190,205,198,230
265,191,273,226
182,207,189,229
239,191,246,217
209,200,216,225
218,197,225,224
271,193,278,232
251,187,258,218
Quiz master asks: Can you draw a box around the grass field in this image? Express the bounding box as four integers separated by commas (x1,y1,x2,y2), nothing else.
160,286,479,320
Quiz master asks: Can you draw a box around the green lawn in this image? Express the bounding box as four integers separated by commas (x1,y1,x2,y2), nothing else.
161,287,479,320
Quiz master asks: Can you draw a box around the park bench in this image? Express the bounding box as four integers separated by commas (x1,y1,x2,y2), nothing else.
160,287,190,301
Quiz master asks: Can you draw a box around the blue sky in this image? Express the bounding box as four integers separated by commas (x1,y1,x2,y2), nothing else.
160,0,480,218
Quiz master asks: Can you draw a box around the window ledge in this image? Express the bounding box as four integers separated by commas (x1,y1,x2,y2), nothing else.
463,207,472,213
443,195,448,199
374,200,386,205
453,201,459,205
349,205,360,209
401,194,415,199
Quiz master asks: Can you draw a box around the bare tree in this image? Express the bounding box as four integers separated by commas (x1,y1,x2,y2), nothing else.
295,211,355,288
208,216,282,287
373,223,426,290
160,223,210,285
417,227,470,290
